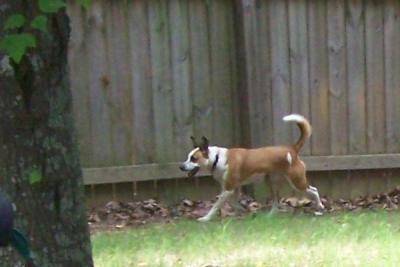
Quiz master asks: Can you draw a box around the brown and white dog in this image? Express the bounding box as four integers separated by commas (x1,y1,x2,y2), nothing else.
179,114,324,222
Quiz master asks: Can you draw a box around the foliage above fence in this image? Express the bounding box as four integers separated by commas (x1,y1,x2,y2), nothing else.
0,0,90,63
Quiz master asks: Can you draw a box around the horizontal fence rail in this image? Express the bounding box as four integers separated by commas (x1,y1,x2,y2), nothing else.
83,154,400,185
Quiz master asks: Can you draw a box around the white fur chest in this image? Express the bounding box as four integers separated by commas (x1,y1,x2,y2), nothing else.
207,146,228,182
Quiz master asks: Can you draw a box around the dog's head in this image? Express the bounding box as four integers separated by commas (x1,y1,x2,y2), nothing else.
179,136,210,177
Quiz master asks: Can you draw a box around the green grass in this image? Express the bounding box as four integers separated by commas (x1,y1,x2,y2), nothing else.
92,211,400,267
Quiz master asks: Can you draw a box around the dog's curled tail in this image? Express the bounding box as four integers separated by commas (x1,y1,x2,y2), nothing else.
283,114,312,152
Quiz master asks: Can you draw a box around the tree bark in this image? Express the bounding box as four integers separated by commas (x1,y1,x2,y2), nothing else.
0,1,93,266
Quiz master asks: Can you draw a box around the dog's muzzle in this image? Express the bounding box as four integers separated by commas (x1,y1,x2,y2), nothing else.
179,164,200,177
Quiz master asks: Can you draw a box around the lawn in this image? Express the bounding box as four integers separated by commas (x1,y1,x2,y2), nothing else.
92,211,400,267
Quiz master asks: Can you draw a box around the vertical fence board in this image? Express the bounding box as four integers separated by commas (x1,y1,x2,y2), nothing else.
86,1,113,166
169,0,193,158
148,0,175,162
209,0,236,147
387,169,400,190
288,0,311,155
330,171,351,199
68,3,93,167
233,0,255,147
327,0,348,155
346,0,367,154
308,1,330,155
384,1,400,153
255,1,273,148
189,0,213,140
227,1,240,146
269,0,291,145
235,0,272,148
368,170,389,195
350,170,370,198
127,1,155,164
365,1,385,154
104,1,132,165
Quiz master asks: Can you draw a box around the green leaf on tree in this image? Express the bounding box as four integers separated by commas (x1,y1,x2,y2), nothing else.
0,33,37,63
77,0,91,9
39,0,66,13
31,15,48,33
29,169,42,184
5,14,26,30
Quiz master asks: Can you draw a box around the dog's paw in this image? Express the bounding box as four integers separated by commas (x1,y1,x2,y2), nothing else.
313,203,325,216
197,216,211,222
314,211,323,216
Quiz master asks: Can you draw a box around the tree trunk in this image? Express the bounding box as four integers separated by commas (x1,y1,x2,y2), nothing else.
0,2,93,266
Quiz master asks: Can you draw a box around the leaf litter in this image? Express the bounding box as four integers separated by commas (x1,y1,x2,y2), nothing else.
87,186,400,231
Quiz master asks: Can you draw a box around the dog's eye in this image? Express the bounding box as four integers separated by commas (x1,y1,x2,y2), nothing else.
190,156,197,162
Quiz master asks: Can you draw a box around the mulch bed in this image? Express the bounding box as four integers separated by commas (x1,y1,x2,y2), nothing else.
87,186,400,231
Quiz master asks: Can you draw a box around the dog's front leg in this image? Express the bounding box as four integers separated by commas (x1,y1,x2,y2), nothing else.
198,190,234,222
228,188,246,214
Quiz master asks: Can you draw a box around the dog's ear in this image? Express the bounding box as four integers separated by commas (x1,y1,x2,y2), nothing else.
199,136,209,154
190,136,198,148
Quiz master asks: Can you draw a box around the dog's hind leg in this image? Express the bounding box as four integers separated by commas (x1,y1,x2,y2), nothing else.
287,160,324,211
306,185,324,211
266,174,280,215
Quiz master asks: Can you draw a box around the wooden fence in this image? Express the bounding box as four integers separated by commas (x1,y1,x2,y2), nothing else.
67,0,400,206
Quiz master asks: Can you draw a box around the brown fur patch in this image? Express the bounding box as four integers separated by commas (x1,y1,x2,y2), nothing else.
192,150,208,164
222,145,309,192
